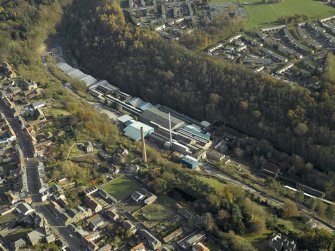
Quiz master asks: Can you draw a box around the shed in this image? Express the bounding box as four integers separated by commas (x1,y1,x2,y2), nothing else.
181,155,200,169
123,121,154,141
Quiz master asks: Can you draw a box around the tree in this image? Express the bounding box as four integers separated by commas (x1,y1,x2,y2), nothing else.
282,199,298,218
325,205,335,223
251,218,266,234
294,123,308,136
203,212,216,232
295,190,304,205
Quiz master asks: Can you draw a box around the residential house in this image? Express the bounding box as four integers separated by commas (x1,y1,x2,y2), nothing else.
130,243,147,251
269,234,296,251
124,164,140,174
84,195,103,213
84,231,101,242
16,202,34,215
123,220,137,234
11,238,27,251
27,228,46,246
138,228,161,251
85,142,94,153
67,206,92,223
86,214,105,231
106,209,119,222
131,188,157,205
0,62,16,79
45,234,56,243
192,242,210,251
97,244,112,251
32,100,45,110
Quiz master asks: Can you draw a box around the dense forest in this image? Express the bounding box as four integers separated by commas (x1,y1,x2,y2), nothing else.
0,0,73,65
65,0,335,177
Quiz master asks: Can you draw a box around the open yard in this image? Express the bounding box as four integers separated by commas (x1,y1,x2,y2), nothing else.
102,175,141,200
133,196,176,228
4,228,33,242
0,212,16,225
209,0,335,29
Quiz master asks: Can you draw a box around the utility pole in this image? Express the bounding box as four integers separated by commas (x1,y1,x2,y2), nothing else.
168,113,173,148
141,127,147,164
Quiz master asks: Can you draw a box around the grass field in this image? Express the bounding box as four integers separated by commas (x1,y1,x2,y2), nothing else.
134,196,176,228
47,108,70,118
0,212,16,224
103,175,141,200
4,228,33,242
209,0,335,29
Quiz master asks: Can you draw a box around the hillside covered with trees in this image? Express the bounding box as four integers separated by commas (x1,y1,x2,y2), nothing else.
65,0,335,173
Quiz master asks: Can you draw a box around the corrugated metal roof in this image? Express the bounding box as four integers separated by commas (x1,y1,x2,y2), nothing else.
127,97,145,108
138,102,154,111
123,121,154,141
139,107,185,130
117,115,133,124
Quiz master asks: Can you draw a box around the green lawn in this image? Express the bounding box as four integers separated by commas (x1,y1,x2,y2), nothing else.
196,175,226,191
0,212,16,224
47,108,70,118
4,228,33,242
134,196,176,228
208,0,335,29
102,175,141,200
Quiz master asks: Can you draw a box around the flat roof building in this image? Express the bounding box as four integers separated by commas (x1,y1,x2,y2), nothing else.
123,121,154,141
139,107,185,130
181,155,200,169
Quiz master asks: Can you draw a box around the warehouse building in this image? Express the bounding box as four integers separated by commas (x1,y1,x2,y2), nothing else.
139,107,185,130
181,155,200,169
123,121,154,141
126,97,154,111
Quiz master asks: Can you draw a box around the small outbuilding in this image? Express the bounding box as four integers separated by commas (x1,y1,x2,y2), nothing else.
181,155,200,169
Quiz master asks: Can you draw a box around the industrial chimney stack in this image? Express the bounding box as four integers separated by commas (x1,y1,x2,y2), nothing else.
141,127,148,164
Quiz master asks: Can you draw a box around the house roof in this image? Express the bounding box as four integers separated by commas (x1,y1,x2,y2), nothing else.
45,234,56,243
16,202,33,215
131,191,145,202
87,214,104,226
27,229,45,244
130,243,147,251
13,238,27,249
192,242,210,251
97,244,112,251
32,100,45,109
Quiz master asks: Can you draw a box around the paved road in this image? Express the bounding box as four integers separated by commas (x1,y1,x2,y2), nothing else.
0,95,83,250
35,204,83,250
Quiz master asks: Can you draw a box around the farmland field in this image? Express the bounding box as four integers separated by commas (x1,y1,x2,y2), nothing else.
209,0,335,29
102,175,141,200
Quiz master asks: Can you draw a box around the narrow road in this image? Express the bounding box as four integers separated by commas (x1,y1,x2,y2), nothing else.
0,95,82,250
35,204,83,250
